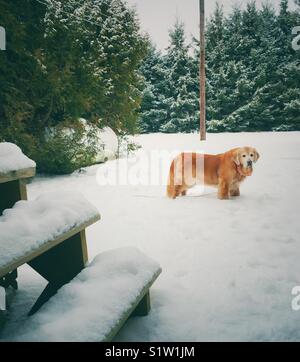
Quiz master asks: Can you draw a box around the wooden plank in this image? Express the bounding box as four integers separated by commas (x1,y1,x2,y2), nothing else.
0,167,36,184
0,214,100,279
0,179,28,215
80,230,89,266
102,267,162,342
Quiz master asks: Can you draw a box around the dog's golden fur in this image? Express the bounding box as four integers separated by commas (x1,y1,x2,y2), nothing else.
167,147,260,200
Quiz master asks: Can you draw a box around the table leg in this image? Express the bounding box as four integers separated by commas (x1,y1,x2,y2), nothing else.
28,230,88,315
0,179,27,215
0,269,18,290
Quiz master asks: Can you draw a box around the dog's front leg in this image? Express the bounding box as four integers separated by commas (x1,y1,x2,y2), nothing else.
230,184,240,197
218,179,229,200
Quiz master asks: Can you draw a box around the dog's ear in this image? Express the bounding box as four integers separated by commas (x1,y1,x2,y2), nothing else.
254,149,260,163
232,150,240,166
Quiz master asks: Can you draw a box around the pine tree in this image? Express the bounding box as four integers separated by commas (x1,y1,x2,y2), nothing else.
205,1,300,132
220,3,280,131
204,4,254,128
206,2,226,68
92,0,148,134
139,45,169,133
139,1,299,133
277,0,295,61
42,0,148,134
0,0,46,152
0,0,148,173
161,21,198,133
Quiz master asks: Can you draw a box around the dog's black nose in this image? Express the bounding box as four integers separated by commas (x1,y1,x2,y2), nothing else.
247,160,253,167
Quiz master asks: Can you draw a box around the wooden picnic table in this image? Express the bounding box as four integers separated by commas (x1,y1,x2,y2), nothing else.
0,148,161,341
0,165,100,315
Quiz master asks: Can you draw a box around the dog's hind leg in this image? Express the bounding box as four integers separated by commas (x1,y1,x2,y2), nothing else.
173,185,183,198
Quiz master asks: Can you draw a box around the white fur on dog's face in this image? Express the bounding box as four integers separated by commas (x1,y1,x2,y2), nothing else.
240,149,254,168
233,147,260,169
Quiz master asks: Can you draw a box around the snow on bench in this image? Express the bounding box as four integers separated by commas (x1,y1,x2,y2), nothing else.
0,143,36,183
0,191,100,278
12,247,162,342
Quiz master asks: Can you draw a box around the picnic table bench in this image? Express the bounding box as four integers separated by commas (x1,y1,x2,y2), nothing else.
0,143,161,341
0,190,100,315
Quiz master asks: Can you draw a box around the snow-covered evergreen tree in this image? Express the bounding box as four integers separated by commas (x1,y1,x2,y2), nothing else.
160,21,198,133
139,45,169,133
139,0,299,133
206,1,300,132
0,0,148,173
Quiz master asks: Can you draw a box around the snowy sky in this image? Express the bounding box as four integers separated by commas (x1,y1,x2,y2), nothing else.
126,0,297,51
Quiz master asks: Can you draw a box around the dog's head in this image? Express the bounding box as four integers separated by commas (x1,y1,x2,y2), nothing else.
232,147,260,176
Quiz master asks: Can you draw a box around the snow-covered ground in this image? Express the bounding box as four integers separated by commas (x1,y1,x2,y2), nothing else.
2,132,300,341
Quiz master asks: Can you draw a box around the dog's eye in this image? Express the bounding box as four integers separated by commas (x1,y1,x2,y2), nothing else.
242,155,246,158
250,154,254,157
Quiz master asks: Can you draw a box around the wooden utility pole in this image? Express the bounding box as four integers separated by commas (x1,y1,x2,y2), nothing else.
199,0,206,141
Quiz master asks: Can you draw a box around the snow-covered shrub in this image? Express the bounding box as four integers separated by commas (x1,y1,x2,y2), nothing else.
36,121,100,175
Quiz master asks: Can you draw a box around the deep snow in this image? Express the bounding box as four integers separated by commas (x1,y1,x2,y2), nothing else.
11,248,161,342
0,192,99,271
1,132,300,341
0,143,35,173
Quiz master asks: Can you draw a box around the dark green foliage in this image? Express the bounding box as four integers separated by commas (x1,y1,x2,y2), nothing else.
0,0,147,173
161,21,198,133
139,45,169,133
140,1,300,133
140,22,198,133
205,0,300,132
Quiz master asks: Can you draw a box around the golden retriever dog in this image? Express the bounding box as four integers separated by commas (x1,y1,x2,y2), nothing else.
167,147,260,200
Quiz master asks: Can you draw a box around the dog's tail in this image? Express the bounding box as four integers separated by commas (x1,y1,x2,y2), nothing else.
167,160,175,198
